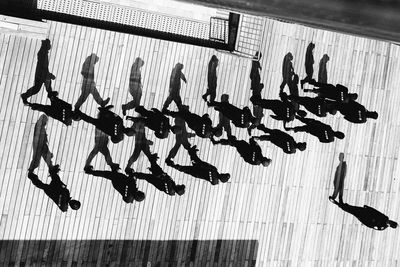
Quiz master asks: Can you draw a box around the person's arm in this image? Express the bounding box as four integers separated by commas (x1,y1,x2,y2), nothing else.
181,73,187,83
270,114,282,121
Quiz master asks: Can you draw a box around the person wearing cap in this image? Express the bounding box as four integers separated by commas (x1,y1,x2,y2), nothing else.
286,115,345,143
21,39,57,104
74,53,110,111
288,95,338,117
212,136,271,167
165,105,196,166
122,57,145,115
28,165,81,212
27,114,59,181
253,125,307,154
83,128,120,174
126,106,181,139
279,52,294,92
300,42,315,89
318,54,330,84
202,55,219,104
162,63,187,112
85,168,145,203
168,145,230,185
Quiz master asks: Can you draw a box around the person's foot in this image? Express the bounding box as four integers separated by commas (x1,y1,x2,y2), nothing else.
247,127,252,136
300,80,305,89
125,167,134,175
303,89,312,92
47,91,59,99
122,104,127,116
328,196,336,204
165,158,174,166
84,165,93,174
110,163,120,172
101,97,110,107
202,93,208,102
148,153,158,162
21,93,28,105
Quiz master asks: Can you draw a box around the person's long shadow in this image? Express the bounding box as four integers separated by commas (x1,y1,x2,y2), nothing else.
331,200,397,231
77,105,135,143
88,169,145,203
29,94,76,126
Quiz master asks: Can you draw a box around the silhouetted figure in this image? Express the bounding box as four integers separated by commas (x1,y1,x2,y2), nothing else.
122,57,145,115
165,109,196,165
28,94,77,126
162,63,187,112
135,160,185,196
333,202,398,231
300,42,315,88
250,93,307,126
83,128,120,173
328,153,398,230
279,52,294,92
165,105,220,139
214,94,233,138
318,54,330,83
86,169,145,203
21,39,56,105
248,83,265,135
202,55,219,103
336,100,378,123
286,115,345,143
126,106,180,139
212,136,271,167
28,165,81,212
288,95,337,117
208,94,258,129
77,105,135,143
74,54,110,111
250,51,263,95
328,153,347,204
253,125,306,154
27,114,58,180
125,120,157,174
304,80,358,103
169,145,230,185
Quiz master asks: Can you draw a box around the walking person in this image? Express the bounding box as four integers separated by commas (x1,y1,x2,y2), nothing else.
318,54,330,84
162,63,187,112
74,53,110,111
83,128,120,173
279,52,294,92
300,42,315,88
329,153,347,204
202,55,219,103
21,39,56,104
122,57,145,115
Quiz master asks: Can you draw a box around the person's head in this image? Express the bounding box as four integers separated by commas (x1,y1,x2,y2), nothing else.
134,191,146,202
174,184,185,196
39,114,49,125
219,173,230,183
287,52,293,61
308,42,315,50
348,93,358,101
254,51,262,60
297,142,307,151
366,111,378,119
322,54,330,63
69,199,81,210
170,125,182,135
176,63,184,70
387,220,398,229
221,94,229,102
334,131,345,139
213,127,223,138
86,53,99,66
41,39,51,50
328,108,338,115
181,105,189,111
261,158,271,167
133,57,145,69
210,55,219,65
338,152,345,161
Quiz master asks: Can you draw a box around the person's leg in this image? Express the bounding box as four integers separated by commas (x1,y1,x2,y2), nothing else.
162,95,173,111
257,124,272,134
124,83,143,111
89,82,108,106
224,123,232,138
166,141,182,160
23,80,44,99
202,88,210,101
40,143,54,170
99,144,114,166
174,94,183,110
85,144,100,167
28,144,41,173
254,135,271,141
126,143,142,168
74,82,91,110
210,88,216,103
